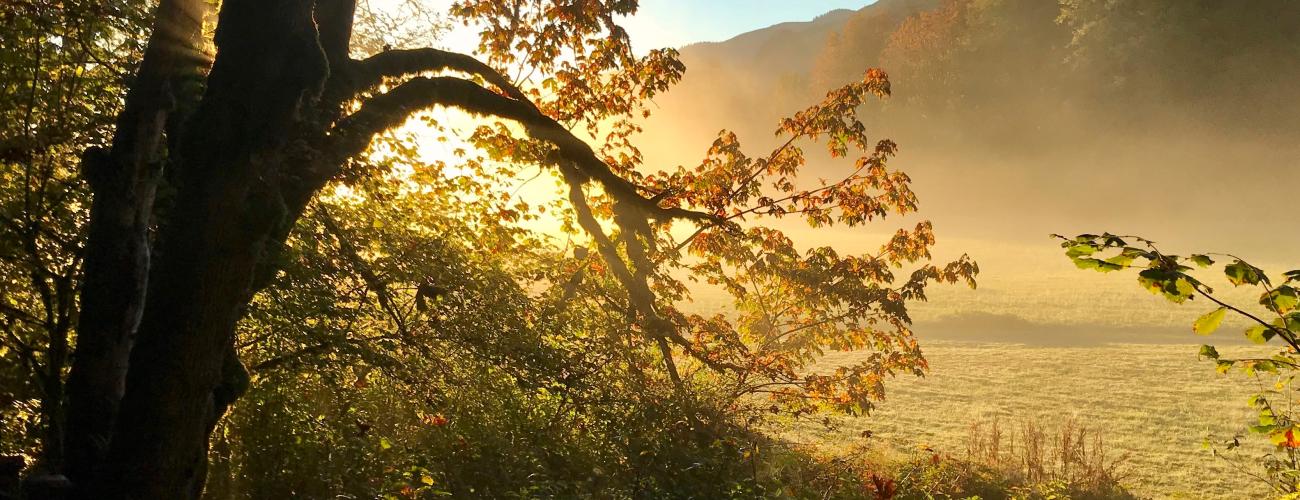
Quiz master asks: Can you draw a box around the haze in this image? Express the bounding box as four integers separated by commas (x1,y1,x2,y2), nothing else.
630,0,1300,340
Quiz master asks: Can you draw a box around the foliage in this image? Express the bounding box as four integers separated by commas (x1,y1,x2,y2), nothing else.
0,0,150,464
1059,232,1300,495
964,417,1132,499
728,425,1132,500
201,0,978,492
443,1,978,418
878,0,970,110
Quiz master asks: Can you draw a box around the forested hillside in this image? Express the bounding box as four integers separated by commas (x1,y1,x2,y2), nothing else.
642,0,1300,259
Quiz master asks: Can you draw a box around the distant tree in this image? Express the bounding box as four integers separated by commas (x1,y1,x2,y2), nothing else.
1058,233,1300,494
810,1,924,94
1058,0,1300,129
957,0,1068,114
880,0,1068,121
810,32,849,96
879,0,970,110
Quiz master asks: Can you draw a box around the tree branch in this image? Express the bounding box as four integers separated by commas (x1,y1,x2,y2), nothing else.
326,74,719,225
315,206,413,341
349,47,528,101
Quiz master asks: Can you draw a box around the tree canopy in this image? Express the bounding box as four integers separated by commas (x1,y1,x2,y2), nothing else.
0,0,975,497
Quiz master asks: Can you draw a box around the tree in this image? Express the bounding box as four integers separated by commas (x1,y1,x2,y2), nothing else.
52,0,697,495
879,0,970,110
1,0,974,496
810,0,924,95
1057,0,1300,130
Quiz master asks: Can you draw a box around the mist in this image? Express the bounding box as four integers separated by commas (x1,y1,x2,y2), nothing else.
631,0,1300,339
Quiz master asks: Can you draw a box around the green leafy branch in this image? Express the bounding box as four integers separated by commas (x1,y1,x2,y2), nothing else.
1055,232,1300,493
1053,233,1300,348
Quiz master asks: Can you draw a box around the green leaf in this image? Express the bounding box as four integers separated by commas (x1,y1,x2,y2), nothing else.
1199,344,1220,359
1066,243,1098,258
1190,254,1215,268
1284,313,1300,332
1284,270,1300,283
1073,257,1101,270
1166,277,1196,303
1138,268,1173,294
1246,325,1275,344
1261,286,1299,314
1105,253,1136,267
1193,307,1227,335
1225,260,1263,286
1135,269,1196,302
380,437,392,450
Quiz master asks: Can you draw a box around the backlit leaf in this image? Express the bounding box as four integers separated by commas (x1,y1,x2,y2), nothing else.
1245,325,1274,344
1193,307,1227,335
1226,260,1263,286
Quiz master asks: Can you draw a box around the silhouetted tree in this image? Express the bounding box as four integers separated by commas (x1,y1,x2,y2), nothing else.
62,0,701,496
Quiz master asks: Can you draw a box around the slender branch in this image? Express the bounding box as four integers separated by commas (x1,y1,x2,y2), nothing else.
1194,285,1300,353
0,302,46,328
315,207,412,340
1225,357,1300,370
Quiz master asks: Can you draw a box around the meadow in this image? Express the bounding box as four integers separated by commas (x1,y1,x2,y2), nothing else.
789,341,1279,499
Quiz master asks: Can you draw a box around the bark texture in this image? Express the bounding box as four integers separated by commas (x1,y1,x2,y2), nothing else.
63,0,209,488
93,1,329,496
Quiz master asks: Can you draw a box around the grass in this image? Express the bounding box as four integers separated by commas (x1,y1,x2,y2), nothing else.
680,239,1291,497
784,341,1280,499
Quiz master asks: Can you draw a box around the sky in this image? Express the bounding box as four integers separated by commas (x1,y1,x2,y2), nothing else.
429,1,876,53
619,1,875,50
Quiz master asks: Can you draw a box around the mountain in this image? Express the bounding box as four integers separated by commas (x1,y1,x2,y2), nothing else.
679,8,855,76
640,0,1300,257
635,0,1300,337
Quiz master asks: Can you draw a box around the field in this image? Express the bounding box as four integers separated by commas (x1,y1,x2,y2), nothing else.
683,238,1293,497
786,341,1280,499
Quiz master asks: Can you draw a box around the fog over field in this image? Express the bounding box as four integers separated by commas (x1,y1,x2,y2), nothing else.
627,3,1300,496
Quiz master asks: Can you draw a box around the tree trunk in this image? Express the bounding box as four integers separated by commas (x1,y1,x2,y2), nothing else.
63,0,209,489
90,1,329,496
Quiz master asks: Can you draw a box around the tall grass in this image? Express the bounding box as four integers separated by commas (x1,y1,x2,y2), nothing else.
965,417,1132,498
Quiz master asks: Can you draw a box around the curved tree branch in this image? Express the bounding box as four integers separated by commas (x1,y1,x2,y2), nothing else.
325,74,719,225
350,47,528,101
313,52,739,382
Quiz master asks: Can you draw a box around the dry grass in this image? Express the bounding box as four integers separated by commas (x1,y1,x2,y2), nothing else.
783,341,1279,499
966,417,1129,495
